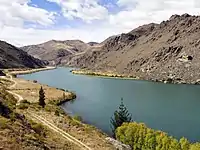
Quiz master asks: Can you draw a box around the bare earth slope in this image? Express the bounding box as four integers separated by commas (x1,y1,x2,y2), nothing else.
68,14,200,84
21,40,95,65
0,41,47,68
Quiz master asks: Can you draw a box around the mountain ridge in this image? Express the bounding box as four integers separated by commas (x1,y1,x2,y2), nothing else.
0,40,47,69
21,40,97,65
22,13,200,83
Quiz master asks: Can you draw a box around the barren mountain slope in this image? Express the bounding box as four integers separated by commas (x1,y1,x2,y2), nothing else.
21,40,93,65
68,14,200,84
0,41,47,69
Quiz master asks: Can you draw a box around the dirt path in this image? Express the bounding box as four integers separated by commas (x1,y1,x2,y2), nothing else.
0,74,24,105
28,112,92,150
1,71,92,150
7,75,23,105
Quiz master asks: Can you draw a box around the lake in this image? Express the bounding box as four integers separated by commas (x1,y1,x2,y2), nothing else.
18,67,200,142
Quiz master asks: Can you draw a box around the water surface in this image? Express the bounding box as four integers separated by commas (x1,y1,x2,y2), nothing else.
19,67,200,142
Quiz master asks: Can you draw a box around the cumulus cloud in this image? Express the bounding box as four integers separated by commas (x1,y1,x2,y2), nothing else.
1,0,200,46
0,0,55,28
110,0,200,30
47,0,108,22
0,24,127,46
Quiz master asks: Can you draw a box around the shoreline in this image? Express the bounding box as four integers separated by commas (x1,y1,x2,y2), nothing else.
1,68,117,149
1,71,116,149
7,66,56,76
4,67,200,149
71,69,139,80
71,69,198,85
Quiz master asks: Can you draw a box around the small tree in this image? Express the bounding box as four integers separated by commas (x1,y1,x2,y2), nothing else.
110,98,132,137
39,86,45,108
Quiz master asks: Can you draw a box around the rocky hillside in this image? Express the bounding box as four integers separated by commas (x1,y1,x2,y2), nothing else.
0,41,47,69
21,40,95,65
68,14,200,84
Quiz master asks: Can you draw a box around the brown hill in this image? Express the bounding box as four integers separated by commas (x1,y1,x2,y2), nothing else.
67,13,200,84
21,40,95,65
21,14,200,84
0,41,47,69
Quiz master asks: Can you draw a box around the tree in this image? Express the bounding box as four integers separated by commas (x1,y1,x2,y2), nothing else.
115,122,186,150
110,98,132,137
39,86,45,108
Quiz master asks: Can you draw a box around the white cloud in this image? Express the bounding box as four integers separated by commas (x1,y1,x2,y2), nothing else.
0,0,55,28
47,0,108,22
110,0,200,30
0,24,126,46
117,0,137,8
1,0,200,47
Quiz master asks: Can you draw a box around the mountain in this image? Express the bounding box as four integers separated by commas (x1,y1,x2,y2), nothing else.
67,14,200,84
21,40,95,65
0,40,47,68
21,14,200,83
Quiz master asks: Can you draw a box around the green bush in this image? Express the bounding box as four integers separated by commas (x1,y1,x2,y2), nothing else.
17,103,29,110
73,115,83,122
55,109,60,116
31,122,46,137
0,117,9,129
9,112,16,122
20,99,30,104
69,119,81,127
190,143,200,150
116,122,198,150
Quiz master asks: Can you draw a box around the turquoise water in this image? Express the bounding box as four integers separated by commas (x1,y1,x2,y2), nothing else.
18,67,200,142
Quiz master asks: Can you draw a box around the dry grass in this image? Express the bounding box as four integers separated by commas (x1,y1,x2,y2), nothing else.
25,108,115,150
10,78,71,103
1,70,116,150
0,78,13,87
0,86,80,150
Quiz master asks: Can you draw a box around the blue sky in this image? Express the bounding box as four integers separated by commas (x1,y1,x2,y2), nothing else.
0,0,200,46
27,0,121,29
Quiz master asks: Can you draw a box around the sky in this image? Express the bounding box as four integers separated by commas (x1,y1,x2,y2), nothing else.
0,0,200,46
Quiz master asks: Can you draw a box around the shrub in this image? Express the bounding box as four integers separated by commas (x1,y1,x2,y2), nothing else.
116,122,199,150
31,122,46,137
17,103,29,110
190,143,200,150
9,112,16,122
55,110,60,116
0,117,9,129
73,115,83,122
20,99,30,104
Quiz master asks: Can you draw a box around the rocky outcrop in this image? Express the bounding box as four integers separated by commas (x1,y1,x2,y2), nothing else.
0,41,47,69
106,137,131,150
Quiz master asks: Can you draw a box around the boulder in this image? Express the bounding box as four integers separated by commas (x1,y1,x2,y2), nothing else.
105,137,131,150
